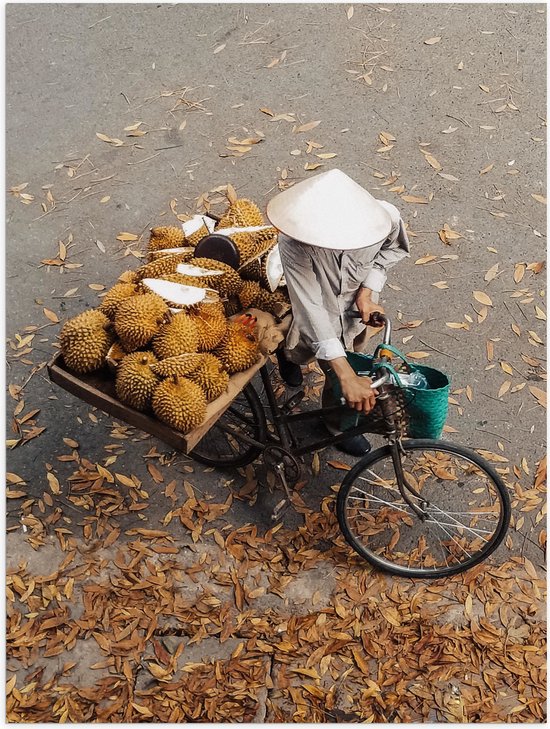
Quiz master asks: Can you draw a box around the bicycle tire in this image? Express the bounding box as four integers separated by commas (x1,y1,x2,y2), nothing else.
190,383,267,468
337,439,511,579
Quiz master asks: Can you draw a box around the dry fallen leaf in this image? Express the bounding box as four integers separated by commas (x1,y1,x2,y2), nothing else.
529,386,547,408
295,120,321,133
479,162,494,175
473,291,493,306
116,232,139,242
424,36,442,45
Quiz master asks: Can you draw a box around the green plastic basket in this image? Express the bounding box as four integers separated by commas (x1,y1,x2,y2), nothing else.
327,348,451,439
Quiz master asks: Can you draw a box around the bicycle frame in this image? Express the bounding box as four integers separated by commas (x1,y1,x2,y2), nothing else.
212,314,431,518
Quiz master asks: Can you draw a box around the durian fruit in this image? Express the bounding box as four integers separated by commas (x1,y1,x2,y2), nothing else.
118,270,140,284
190,300,228,351
238,280,288,316
60,309,115,374
99,282,141,320
152,312,199,360
218,198,264,228
114,293,169,352
228,230,258,263
188,353,229,402
214,314,260,374
228,227,277,265
135,252,192,281
115,351,159,411
142,279,218,312
157,273,210,290
190,257,243,297
174,263,226,289
260,245,284,292
152,377,207,433
187,224,210,247
238,280,263,310
151,353,206,378
239,258,262,281
148,247,194,263
149,226,185,252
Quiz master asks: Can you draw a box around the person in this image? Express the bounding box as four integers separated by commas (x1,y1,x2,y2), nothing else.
266,168,410,456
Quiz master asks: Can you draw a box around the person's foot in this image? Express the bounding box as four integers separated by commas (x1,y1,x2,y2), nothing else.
336,433,372,457
276,348,304,387
324,422,372,457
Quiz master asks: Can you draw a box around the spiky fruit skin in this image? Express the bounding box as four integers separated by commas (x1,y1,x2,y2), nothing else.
114,293,169,352
238,280,263,310
149,226,185,252
160,273,209,289
238,281,287,316
135,253,192,281
152,313,199,360
187,224,209,247
219,198,264,228
190,301,228,352
240,259,262,281
227,231,257,263
115,351,159,411
150,353,205,378
228,228,277,266
118,270,140,284
99,283,140,320
148,248,193,263
214,321,259,374
190,257,243,297
60,309,114,374
188,354,229,402
152,377,207,433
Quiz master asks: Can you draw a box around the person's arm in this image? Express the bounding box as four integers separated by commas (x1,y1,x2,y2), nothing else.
280,237,376,413
355,202,410,323
279,236,343,360
329,356,378,413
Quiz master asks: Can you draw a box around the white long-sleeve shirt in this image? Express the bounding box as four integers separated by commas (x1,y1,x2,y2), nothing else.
279,200,410,364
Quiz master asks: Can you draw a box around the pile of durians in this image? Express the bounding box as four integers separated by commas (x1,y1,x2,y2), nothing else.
58,197,290,433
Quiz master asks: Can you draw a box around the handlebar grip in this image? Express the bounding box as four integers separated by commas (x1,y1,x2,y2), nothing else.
367,311,386,328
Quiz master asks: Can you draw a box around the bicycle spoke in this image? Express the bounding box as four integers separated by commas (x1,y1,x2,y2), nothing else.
338,444,509,576
425,502,492,542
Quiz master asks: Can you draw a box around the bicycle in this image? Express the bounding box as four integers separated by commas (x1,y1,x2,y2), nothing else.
190,313,511,579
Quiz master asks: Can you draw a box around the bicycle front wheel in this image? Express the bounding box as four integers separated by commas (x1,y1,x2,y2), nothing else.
337,439,511,578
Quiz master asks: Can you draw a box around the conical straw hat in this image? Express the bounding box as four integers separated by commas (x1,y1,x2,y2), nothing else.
266,169,392,250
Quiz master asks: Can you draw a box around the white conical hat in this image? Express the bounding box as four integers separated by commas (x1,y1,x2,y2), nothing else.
266,169,392,250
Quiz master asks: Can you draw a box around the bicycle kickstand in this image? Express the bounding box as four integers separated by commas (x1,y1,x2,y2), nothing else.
272,462,293,521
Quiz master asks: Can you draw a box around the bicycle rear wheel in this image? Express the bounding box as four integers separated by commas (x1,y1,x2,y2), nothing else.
337,439,511,578
190,383,267,468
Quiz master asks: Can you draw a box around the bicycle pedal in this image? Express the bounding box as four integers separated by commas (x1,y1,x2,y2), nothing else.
280,390,305,414
272,498,291,521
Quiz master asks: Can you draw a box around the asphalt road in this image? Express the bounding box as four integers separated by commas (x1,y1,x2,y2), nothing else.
6,3,546,567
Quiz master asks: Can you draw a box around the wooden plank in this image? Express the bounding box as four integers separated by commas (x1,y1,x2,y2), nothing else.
48,351,268,454
48,355,190,451
47,309,288,454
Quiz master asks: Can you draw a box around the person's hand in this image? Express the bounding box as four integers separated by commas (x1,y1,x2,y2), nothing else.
355,287,385,325
340,373,378,413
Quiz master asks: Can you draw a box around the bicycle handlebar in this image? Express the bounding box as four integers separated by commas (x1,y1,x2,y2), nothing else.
349,310,392,346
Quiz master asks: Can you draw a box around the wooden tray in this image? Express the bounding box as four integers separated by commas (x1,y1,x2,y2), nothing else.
47,352,268,454
47,310,290,454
